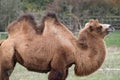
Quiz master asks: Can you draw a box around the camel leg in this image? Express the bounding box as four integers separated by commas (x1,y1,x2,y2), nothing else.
0,62,16,80
0,65,2,80
1,70,9,80
48,53,68,80
0,55,16,80
0,66,9,80
48,68,68,80
0,40,16,80
0,54,16,80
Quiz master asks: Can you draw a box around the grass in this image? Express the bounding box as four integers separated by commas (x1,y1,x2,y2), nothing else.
105,30,120,47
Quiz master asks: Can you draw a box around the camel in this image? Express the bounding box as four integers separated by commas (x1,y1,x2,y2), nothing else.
0,12,114,80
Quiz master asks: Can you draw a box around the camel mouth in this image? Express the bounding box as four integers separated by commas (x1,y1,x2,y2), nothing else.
107,26,115,34
102,24,115,34
101,24,115,34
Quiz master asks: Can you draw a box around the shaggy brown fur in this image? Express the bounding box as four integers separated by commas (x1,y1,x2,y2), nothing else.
0,13,114,80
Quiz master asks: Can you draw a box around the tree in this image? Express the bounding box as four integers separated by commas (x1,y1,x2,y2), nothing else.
0,0,22,31
21,0,54,18
46,0,120,33
0,0,120,32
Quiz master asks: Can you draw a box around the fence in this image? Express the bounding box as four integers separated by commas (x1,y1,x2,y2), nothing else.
82,16,120,30
0,16,120,37
0,32,8,39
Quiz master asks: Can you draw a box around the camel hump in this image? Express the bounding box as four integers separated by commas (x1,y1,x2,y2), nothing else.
18,14,34,21
7,14,37,36
45,12,57,19
17,14,36,25
42,12,59,24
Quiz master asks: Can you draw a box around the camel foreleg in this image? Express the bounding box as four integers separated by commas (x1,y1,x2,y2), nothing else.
0,65,9,80
48,53,68,80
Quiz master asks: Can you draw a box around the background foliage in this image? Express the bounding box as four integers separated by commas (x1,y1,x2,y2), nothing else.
0,0,120,32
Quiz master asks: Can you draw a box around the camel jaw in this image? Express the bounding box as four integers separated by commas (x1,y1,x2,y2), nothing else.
101,24,115,34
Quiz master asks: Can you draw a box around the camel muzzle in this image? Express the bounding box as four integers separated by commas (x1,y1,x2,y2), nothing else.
107,25,115,34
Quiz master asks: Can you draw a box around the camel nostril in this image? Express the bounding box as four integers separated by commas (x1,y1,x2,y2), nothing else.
109,26,112,28
107,26,115,34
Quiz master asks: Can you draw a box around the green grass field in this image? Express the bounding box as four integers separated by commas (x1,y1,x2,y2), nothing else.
0,31,120,80
105,30,120,47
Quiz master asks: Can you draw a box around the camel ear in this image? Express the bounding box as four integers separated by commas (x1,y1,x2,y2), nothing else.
89,19,99,23
95,19,99,23
89,19,94,23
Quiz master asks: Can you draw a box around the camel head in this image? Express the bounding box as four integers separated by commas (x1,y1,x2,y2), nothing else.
83,19,114,38
74,19,114,76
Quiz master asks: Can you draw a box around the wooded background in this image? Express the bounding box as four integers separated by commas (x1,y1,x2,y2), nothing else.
0,0,120,33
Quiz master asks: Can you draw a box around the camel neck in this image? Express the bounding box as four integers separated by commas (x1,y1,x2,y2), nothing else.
73,30,106,76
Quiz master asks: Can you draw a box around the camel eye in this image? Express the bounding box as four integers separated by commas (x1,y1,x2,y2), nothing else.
89,26,93,31
97,26,102,32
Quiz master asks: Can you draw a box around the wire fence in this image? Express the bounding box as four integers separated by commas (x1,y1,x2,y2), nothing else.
0,15,120,38
0,32,7,39
82,16,120,30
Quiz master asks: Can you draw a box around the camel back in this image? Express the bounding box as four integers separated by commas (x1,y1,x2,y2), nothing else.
7,12,59,36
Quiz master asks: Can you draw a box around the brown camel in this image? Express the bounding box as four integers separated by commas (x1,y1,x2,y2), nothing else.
0,12,114,80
